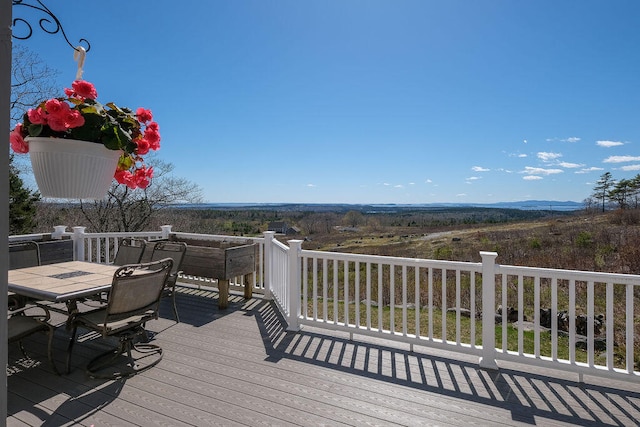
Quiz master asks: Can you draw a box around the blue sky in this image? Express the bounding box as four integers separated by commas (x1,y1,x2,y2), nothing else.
12,1,640,204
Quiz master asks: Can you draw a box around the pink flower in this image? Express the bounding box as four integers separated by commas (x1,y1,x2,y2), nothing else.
133,166,153,189
44,99,69,117
114,169,135,188
71,80,98,100
27,108,47,125
135,138,151,155
66,110,85,128
10,124,28,153
143,126,160,146
136,108,153,124
47,115,70,132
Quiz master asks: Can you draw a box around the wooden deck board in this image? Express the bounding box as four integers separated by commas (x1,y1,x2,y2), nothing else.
7,286,640,426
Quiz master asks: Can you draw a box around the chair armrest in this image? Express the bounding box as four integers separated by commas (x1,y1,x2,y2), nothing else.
8,303,51,323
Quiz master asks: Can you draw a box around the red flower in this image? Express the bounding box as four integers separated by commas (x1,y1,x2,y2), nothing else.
71,80,98,100
44,99,69,116
114,169,135,188
10,124,28,154
27,108,47,125
133,166,153,189
136,108,153,124
136,138,151,155
66,110,85,128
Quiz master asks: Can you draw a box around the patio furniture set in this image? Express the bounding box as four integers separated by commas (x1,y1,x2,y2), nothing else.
7,239,187,379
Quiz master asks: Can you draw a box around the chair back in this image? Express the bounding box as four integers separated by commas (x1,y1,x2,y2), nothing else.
113,237,146,266
149,241,187,276
9,241,41,269
105,259,173,321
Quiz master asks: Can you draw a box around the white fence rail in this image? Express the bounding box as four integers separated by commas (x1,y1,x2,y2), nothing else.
288,244,639,383
13,227,639,382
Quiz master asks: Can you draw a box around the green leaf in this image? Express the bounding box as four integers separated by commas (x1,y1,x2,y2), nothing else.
27,124,43,137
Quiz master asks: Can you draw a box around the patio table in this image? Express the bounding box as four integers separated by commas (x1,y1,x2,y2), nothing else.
8,261,120,317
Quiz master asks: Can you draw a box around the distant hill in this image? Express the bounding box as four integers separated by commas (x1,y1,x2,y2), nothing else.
172,200,583,212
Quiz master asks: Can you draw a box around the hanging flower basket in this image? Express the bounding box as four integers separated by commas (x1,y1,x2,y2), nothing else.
27,137,122,199
10,79,161,198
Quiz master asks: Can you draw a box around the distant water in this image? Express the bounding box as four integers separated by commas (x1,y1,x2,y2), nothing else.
170,200,583,212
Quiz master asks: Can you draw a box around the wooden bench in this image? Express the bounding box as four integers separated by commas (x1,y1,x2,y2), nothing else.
168,236,257,309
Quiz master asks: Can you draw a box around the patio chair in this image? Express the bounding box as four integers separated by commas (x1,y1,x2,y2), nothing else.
9,241,41,309
113,237,146,266
148,241,187,322
66,258,173,379
8,303,59,374
9,241,41,269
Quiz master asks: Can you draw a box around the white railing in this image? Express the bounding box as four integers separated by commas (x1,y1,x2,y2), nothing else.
16,227,639,382
284,242,639,383
264,233,292,323
43,225,267,295
297,246,485,356
494,264,639,379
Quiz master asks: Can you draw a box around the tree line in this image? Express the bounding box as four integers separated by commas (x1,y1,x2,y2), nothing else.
588,172,640,212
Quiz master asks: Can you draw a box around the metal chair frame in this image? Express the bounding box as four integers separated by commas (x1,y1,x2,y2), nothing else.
148,241,187,322
66,258,173,379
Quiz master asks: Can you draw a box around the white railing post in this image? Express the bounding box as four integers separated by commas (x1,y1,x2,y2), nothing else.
263,231,275,300
160,225,172,239
72,227,86,261
479,251,499,370
287,240,303,331
52,225,67,239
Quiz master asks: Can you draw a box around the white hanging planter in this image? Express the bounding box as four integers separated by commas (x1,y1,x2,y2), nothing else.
27,137,122,199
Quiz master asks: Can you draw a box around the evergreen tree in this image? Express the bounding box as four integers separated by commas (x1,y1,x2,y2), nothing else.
9,155,40,234
592,172,614,212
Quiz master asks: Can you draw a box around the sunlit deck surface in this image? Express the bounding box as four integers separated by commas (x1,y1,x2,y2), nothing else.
7,285,640,426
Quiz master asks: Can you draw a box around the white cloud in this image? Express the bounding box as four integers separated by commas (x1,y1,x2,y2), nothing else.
537,152,562,162
306,184,316,187
522,166,564,176
456,193,467,197
394,184,404,188
575,166,604,174
466,176,481,181
546,137,580,143
523,175,543,180
603,155,640,163
409,182,415,186
518,154,527,158
558,161,584,168
383,183,391,186
425,179,432,183
620,164,640,171
472,166,490,172
597,140,624,148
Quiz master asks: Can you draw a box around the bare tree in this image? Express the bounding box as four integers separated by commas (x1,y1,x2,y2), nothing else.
11,44,59,123
342,210,365,228
78,156,203,232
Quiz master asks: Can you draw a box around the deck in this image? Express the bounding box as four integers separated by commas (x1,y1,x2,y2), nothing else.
7,285,640,426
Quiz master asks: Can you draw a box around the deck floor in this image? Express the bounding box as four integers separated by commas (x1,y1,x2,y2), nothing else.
7,285,640,426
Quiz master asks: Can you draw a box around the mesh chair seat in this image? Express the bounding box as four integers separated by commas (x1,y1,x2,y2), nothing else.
113,237,146,266
8,305,59,374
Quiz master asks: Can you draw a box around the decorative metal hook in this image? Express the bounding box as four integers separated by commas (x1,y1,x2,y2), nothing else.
11,0,91,52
